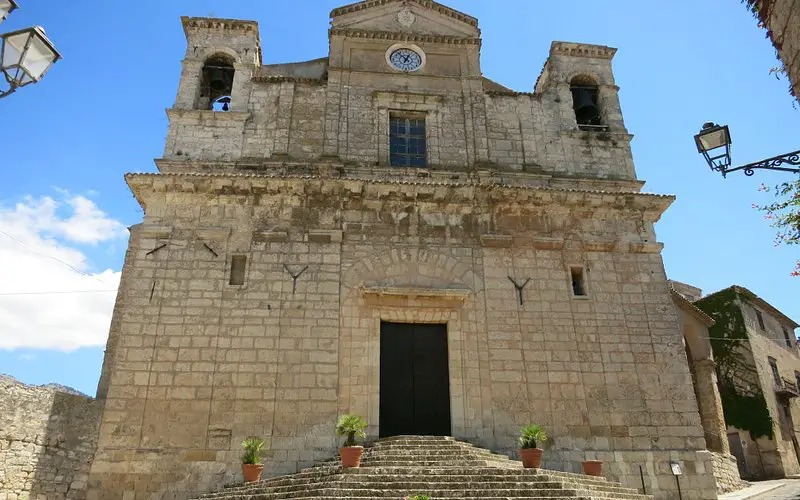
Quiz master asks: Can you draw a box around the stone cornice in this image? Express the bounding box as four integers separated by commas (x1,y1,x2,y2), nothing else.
550,41,617,60
153,158,647,192
329,28,480,45
251,75,326,85
126,172,674,222
181,16,259,36
165,109,251,124
330,0,478,28
361,285,472,301
485,90,536,98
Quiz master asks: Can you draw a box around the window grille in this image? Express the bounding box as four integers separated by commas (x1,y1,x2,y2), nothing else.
390,115,427,168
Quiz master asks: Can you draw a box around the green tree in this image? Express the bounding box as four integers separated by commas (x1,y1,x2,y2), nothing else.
755,179,800,277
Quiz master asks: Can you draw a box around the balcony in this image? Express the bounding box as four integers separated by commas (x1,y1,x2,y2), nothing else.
774,377,800,398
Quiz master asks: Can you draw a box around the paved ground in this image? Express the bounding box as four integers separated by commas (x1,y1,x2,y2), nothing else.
753,479,800,499
720,479,800,500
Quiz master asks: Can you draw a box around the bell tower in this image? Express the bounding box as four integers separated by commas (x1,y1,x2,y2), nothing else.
172,17,261,112
535,41,627,133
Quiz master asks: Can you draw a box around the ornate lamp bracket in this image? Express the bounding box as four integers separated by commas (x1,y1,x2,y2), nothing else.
717,150,800,178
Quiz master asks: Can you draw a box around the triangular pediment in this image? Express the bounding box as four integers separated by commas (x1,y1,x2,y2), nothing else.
330,0,480,38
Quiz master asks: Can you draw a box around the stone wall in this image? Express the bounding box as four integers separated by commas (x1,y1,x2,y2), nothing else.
164,13,636,181
709,451,747,494
85,174,717,500
0,375,102,500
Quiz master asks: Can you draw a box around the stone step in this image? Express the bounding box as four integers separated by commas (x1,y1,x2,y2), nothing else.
193,436,652,500
212,489,595,499
234,497,594,500
202,478,567,496
357,454,512,463
200,474,645,500
220,468,631,492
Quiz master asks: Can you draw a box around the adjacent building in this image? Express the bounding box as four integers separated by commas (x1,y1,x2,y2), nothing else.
670,281,745,493
743,0,800,101
86,1,727,499
695,285,800,479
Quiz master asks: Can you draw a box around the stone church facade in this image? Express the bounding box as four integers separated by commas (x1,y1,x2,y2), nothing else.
87,1,720,499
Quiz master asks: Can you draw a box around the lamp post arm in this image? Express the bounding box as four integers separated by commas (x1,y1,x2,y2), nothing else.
722,150,800,177
0,85,17,99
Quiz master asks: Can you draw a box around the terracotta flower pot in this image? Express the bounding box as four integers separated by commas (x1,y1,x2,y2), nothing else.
242,463,263,482
519,448,543,468
339,446,364,468
582,460,603,476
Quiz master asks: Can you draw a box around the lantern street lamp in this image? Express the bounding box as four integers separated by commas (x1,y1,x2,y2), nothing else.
695,122,800,177
0,0,18,24
0,25,61,98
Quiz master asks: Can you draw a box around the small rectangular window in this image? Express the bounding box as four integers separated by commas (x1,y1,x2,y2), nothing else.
794,371,800,390
389,113,427,168
769,357,780,385
229,255,247,285
756,310,765,330
571,266,586,296
783,327,793,348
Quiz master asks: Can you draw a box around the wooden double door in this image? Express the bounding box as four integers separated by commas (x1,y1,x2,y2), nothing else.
379,322,451,437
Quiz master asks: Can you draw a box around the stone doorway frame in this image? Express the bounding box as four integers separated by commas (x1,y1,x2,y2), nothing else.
340,287,470,439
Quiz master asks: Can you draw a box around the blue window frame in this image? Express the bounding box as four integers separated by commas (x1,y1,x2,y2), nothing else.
390,115,427,168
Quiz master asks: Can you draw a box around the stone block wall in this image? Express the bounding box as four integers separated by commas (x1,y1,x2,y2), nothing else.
0,375,102,500
163,14,637,181
742,324,800,478
85,174,717,500
709,451,747,494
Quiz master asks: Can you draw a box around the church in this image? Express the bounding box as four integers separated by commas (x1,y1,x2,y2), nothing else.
87,1,724,498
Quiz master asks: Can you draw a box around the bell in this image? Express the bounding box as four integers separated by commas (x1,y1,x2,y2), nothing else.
208,66,231,92
572,87,599,124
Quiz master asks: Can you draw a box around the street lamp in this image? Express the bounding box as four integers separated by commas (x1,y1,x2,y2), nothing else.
0,0,18,24
695,122,800,177
0,25,61,98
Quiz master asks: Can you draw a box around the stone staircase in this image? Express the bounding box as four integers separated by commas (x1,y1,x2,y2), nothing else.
196,436,652,500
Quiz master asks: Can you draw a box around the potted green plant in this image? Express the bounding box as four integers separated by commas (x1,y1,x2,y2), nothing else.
335,414,368,468
405,495,430,500
519,424,547,468
241,437,265,482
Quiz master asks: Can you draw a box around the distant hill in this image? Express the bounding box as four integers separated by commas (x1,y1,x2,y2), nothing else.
0,373,89,397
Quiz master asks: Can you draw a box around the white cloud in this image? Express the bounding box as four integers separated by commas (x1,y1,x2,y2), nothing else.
0,193,126,351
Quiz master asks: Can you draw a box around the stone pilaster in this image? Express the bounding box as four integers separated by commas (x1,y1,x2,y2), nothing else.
692,358,730,454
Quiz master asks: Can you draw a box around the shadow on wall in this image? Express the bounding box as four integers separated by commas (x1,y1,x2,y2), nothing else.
0,375,102,499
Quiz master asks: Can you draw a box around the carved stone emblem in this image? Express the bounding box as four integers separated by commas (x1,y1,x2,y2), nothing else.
397,6,416,28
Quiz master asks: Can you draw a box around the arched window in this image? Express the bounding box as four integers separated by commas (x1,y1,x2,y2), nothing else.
199,55,235,111
569,75,603,130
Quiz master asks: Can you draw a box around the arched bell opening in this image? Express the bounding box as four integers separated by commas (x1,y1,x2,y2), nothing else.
569,75,603,130
198,54,235,111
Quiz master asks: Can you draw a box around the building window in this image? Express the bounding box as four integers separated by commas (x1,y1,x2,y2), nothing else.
769,357,780,385
571,266,587,296
570,75,603,130
390,113,427,168
200,55,235,111
783,327,793,348
756,309,765,330
795,371,800,390
229,255,247,285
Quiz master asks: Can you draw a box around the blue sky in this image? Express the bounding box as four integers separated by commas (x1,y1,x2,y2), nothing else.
0,0,797,396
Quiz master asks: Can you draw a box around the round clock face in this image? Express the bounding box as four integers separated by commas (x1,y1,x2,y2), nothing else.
389,48,423,72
